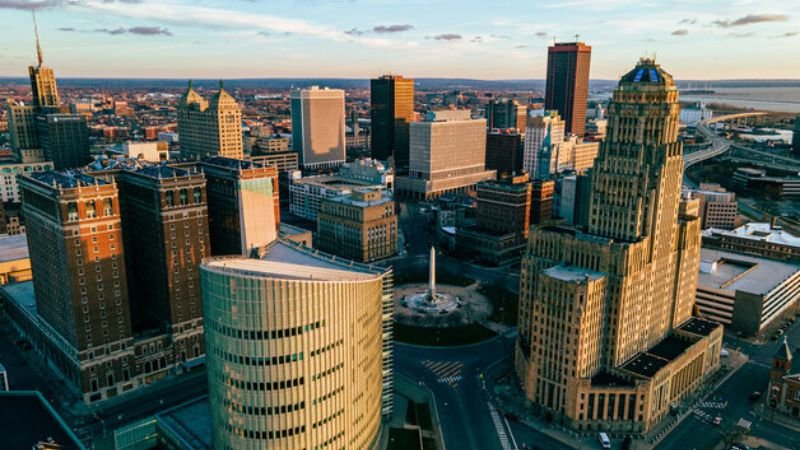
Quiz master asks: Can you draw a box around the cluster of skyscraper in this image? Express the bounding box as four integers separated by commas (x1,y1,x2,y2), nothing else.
0,15,732,446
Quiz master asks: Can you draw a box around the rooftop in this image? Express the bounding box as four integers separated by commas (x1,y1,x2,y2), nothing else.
135,164,190,180
0,391,86,450
621,352,669,378
201,156,259,170
703,223,800,248
697,248,799,296
291,174,379,189
677,317,721,337
204,240,383,282
542,264,605,283
157,396,212,450
647,335,693,361
619,58,674,86
591,370,634,388
0,234,29,263
27,171,107,189
2,281,37,315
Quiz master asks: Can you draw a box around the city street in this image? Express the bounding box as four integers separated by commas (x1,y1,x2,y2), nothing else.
395,336,572,450
658,321,800,450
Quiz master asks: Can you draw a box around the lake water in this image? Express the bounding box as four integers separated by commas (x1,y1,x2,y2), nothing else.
681,87,800,113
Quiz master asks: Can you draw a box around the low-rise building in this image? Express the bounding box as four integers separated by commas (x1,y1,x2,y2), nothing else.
317,188,398,262
695,248,800,336
733,167,800,198
0,234,31,285
122,141,169,162
702,221,800,262
456,175,530,264
0,161,54,203
289,173,387,221
767,339,800,418
689,183,737,230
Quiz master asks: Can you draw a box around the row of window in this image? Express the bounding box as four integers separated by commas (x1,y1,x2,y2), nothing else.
212,320,323,341
225,376,304,391
223,398,305,417
213,347,304,366
224,423,305,440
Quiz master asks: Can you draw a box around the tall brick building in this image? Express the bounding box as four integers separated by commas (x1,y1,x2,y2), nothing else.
117,165,209,361
20,171,134,402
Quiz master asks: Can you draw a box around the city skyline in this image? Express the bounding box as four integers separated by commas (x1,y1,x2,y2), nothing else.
0,0,798,80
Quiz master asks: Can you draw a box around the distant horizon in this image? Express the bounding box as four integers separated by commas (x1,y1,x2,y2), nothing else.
3,76,800,83
1,1,798,79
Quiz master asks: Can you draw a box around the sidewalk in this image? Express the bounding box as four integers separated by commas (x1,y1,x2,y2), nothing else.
484,350,749,450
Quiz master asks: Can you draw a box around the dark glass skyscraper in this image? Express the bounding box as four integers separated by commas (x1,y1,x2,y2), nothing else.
545,42,591,136
36,114,90,170
370,75,415,167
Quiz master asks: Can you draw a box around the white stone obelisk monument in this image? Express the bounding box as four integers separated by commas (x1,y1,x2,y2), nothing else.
428,246,436,300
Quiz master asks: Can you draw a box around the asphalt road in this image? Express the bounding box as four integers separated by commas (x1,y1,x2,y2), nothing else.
395,336,571,450
658,320,800,450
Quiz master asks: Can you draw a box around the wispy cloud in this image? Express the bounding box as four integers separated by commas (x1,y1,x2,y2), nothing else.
534,31,548,38
770,31,798,39
679,18,697,25
671,29,689,36
68,0,409,48
372,24,413,33
712,14,789,28
429,33,462,41
729,32,755,38
128,26,172,35
60,24,173,36
0,0,60,9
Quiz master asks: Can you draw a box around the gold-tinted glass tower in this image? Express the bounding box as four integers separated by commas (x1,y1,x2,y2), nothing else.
516,59,722,434
29,12,60,109
370,75,415,166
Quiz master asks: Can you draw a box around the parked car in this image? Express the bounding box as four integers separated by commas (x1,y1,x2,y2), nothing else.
712,416,723,426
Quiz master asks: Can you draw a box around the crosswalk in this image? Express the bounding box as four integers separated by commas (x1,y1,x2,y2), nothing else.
488,402,512,450
421,360,464,387
699,400,728,409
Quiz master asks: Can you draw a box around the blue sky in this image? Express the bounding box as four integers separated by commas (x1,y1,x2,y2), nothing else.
0,0,798,80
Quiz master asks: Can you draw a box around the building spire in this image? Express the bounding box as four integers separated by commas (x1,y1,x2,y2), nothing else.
32,10,43,66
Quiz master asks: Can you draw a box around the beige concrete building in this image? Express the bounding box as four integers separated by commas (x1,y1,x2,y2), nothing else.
396,110,495,199
0,161,54,203
0,234,32,285
6,100,46,163
177,82,243,160
702,221,800,261
317,188,398,263
690,183,737,230
696,248,800,336
516,59,722,434
291,87,346,169
202,239,393,449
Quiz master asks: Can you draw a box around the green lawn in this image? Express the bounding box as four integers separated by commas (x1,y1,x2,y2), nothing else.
393,322,496,346
387,428,422,450
480,283,520,326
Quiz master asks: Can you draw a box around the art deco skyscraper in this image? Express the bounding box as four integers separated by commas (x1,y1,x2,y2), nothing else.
370,75,415,166
516,59,722,434
178,82,244,160
28,12,60,109
545,42,591,136
202,240,393,449
291,86,347,169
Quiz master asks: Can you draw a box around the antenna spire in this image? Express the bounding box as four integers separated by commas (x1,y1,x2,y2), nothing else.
32,10,43,66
